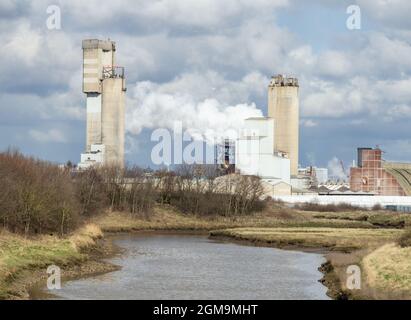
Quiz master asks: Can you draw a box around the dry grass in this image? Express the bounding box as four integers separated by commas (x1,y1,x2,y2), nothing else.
69,224,103,251
312,211,411,228
210,227,401,251
92,205,376,233
295,202,364,212
398,228,411,248
0,224,103,299
363,243,411,294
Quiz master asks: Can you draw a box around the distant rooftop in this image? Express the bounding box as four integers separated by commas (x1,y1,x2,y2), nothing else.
383,162,411,196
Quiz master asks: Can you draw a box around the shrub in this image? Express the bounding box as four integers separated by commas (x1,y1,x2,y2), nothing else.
372,203,383,211
167,168,266,216
398,228,411,248
0,150,79,235
295,202,364,212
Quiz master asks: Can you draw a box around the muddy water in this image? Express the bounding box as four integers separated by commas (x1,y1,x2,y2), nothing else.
37,234,329,300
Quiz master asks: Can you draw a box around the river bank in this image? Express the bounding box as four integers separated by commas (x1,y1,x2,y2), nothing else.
0,224,119,299
1,204,410,300
209,227,411,299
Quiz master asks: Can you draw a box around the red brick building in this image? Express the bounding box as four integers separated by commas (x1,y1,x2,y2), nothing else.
350,148,411,196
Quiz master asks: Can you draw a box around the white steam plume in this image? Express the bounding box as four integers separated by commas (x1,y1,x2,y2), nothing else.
126,80,263,141
327,157,348,181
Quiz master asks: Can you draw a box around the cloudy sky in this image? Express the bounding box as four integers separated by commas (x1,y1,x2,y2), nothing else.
1,0,411,173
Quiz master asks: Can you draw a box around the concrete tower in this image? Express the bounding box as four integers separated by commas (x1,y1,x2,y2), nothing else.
79,39,126,169
268,75,299,177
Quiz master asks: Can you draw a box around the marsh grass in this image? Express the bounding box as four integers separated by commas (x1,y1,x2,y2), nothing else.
398,228,411,248
0,224,103,299
363,243,411,293
210,227,401,250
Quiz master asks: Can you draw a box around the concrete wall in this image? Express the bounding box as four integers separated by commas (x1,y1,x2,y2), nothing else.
273,195,411,208
101,78,125,168
86,93,102,151
82,39,115,94
268,76,299,177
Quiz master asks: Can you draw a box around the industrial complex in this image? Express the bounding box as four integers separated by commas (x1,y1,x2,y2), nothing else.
75,39,411,207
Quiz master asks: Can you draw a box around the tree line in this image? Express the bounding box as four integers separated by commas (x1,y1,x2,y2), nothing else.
0,151,265,236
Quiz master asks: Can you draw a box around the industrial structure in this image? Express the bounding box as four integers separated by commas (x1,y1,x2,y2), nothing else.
214,139,236,174
350,148,411,196
236,117,291,195
234,74,300,196
78,39,126,169
268,75,299,177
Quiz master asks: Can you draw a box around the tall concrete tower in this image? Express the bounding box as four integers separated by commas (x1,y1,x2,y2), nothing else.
79,39,126,169
268,75,299,177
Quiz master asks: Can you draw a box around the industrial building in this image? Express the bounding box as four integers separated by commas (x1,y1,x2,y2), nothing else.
234,74,300,196
236,117,291,195
78,39,126,169
268,75,299,177
350,148,411,196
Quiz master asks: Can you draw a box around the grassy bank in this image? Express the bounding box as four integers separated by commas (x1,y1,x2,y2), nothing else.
363,244,411,297
92,204,380,233
209,227,401,251
0,224,109,299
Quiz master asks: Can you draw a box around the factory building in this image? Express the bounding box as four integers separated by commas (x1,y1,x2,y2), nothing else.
236,117,291,195
78,39,126,169
350,148,411,196
234,75,300,196
268,75,299,177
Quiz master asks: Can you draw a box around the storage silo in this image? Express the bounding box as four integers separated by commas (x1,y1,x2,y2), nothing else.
268,75,299,177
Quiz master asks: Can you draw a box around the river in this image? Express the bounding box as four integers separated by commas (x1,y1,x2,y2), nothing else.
36,234,329,300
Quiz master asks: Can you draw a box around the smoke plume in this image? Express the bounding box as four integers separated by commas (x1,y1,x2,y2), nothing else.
126,77,264,142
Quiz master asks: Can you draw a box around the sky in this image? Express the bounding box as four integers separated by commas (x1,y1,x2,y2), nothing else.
1,0,411,175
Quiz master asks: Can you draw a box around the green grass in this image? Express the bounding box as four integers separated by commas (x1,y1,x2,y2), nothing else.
363,243,411,294
0,225,101,299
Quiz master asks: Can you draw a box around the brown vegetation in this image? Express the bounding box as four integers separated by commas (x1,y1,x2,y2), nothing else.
398,228,411,248
0,150,79,235
295,202,364,212
0,152,265,236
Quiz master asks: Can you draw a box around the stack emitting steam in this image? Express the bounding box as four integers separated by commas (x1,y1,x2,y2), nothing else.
78,39,126,169
268,75,299,177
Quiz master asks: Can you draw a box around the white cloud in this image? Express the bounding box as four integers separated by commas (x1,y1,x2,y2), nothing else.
29,128,67,143
3,22,41,64
301,119,318,127
357,0,411,29
58,0,289,29
317,51,351,78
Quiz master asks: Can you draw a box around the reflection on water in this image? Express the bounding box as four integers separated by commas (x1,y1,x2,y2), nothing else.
40,234,329,300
